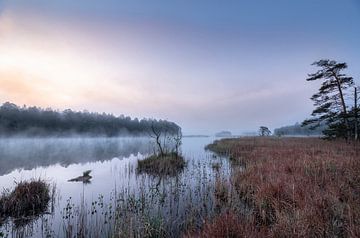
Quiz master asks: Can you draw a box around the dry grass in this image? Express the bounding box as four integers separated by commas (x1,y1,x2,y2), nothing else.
185,212,268,238
0,179,50,222
203,137,360,237
137,152,186,176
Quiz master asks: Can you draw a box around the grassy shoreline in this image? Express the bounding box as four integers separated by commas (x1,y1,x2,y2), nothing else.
200,137,360,237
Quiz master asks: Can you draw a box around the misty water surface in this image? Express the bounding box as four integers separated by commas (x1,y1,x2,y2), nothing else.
0,137,154,176
0,136,231,237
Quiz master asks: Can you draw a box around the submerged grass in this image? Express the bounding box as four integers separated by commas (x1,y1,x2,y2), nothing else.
58,152,227,238
137,152,186,176
0,179,51,224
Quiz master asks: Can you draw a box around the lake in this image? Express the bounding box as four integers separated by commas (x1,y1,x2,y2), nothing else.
0,136,231,237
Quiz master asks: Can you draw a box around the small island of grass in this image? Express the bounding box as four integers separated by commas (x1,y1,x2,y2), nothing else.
137,123,185,176
0,179,51,226
137,152,185,176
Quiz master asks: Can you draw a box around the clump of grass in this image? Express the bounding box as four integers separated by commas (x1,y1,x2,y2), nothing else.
0,179,50,220
137,152,186,176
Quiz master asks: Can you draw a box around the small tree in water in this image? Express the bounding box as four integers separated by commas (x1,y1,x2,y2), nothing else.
139,122,185,177
148,122,166,157
148,121,182,157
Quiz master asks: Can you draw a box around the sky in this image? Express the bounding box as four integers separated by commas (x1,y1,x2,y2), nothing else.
0,0,359,135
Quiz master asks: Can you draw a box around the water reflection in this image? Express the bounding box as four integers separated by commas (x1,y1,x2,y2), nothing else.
0,137,228,237
0,137,153,176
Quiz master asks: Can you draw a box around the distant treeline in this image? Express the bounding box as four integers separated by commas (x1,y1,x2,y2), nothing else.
0,102,180,137
274,123,326,136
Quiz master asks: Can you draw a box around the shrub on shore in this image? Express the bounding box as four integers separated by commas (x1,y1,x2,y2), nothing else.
0,179,51,222
137,152,186,176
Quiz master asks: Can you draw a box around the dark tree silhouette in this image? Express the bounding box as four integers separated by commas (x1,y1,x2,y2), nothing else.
354,87,359,140
274,122,326,136
0,102,180,137
302,59,354,139
148,121,166,156
259,126,271,136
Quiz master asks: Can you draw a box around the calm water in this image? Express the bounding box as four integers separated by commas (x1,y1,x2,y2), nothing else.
0,136,231,237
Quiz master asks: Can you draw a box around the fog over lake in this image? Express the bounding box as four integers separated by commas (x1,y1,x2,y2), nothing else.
0,136,230,237
1,0,358,236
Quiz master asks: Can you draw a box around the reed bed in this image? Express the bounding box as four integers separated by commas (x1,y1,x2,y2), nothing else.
201,137,360,237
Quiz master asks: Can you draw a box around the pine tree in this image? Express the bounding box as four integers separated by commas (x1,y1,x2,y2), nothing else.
303,59,354,139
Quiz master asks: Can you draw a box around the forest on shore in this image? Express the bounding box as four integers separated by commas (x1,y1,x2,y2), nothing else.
0,102,180,137
274,123,325,136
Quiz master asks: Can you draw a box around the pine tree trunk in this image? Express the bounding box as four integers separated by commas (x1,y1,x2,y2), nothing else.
355,87,358,140
334,74,350,139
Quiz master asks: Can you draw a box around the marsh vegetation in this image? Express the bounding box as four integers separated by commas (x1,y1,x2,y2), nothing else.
0,136,359,237
0,179,53,228
0,136,232,237
203,137,360,237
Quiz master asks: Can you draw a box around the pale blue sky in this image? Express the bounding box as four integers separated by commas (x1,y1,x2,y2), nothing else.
0,0,359,134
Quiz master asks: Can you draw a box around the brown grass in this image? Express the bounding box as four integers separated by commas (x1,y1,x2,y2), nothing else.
185,212,268,238
137,152,186,176
0,179,50,221
203,137,360,237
